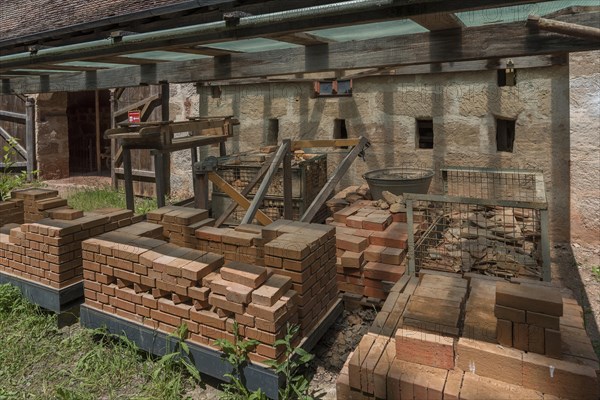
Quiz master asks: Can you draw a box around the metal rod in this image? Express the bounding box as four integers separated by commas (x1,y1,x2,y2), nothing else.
241,140,290,225
300,136,369,223
110,89,118,190
154,153,166,208
25,97,35,181
160,82,171,197
406,199,415,275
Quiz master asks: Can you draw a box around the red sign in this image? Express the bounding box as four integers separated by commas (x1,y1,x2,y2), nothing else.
128,110,141,123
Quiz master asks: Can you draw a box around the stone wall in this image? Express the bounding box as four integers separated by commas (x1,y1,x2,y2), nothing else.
569,51,600,247
35,93,69,180
189,66,571,242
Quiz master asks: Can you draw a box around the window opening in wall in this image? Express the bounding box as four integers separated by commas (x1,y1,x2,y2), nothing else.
416,119,434,149
267,118,279,146
336,80,352,95
496,118,516,152
314,79,353,97
334,119,348,148
211,85,222,98
498,60,517,87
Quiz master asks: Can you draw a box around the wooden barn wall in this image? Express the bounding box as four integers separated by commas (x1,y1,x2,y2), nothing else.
0,95,26,164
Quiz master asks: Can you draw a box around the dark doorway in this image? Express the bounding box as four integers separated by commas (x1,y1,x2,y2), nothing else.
67,91,111,174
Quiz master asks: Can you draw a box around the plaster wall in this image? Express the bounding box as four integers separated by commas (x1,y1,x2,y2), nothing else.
569,51,600,247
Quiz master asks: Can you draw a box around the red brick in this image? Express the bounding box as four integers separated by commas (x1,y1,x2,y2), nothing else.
363,261,405,282
526,310,560,330
395,328,455,370
209,293,245,314
220,261,269,288
496,319,513,347
456,338,523,386
150,309,182,327
251,274,292,306
496,281,563,316
513,322,529,351
336,234,368,253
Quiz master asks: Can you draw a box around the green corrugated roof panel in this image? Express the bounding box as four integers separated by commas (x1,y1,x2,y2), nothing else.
120,50,209,61
58,61,130,69
456,1,599,27
308,19,428,41
202,38,301,52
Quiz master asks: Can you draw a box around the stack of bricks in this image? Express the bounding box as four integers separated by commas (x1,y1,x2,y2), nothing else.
204,261,299,364
147,205,214,248
338,273,600,400
0,206,141,289
399,273,467,337
81,232,302,364
11,188,69,223
495,281,563,357
0,197,24,226
328,200,419,301
196,224,265,266
262,220,337,335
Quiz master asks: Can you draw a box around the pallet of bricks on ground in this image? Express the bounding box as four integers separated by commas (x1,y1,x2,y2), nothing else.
81,217,338,364
336,272,600,399
146,205,215,249
327,199,424,304
0,189,143,289
195,219,338,336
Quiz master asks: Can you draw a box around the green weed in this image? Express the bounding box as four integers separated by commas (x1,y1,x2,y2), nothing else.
0,284,200,399
591,266,600,282
0,137,38,200
67,186,158,215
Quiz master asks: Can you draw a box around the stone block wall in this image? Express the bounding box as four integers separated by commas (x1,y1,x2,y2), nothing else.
191,66,571,242
569,51,600,247
35,92,69,180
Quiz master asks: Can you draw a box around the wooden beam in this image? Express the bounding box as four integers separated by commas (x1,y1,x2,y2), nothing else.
0,1,554,69
90,56,165,65
410,13,464,31
0,126,27,158
25,97,35,181
0,110,26,122
208,172,273,226
175,46,242,57
114,168,156,183
213,150,275,227
291,138,360,151
528,15,600,41
270,32,335,46
241,140,290,225
95,90,101,173
3,12,599,94
114,94,160,118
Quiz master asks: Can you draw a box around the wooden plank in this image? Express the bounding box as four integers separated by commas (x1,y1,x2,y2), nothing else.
241,140,290,225
528,14,600,40
301,136,370,223
291,138,360,150
114,168,156,183
114,94,160,118
95,90,101,173
4,12,599,94
0,126,27,158
208,172,272,226
0,110,26,122
175,46,243,57
122,147,135,211
410,13,465,31
270,32,334,46
282,148,293,220
213,149,275,227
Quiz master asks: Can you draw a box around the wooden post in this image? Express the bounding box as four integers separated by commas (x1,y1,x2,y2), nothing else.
282,139,293,220
95,90,101,174
110,89,118,190
25,97,35,182
160,82,171,196
191,147,199,205
196,172,209,210
154,152,166,208
122,147,135,212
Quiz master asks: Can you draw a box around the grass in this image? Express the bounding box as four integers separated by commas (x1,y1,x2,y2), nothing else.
0,284,201,399
66,186,158,215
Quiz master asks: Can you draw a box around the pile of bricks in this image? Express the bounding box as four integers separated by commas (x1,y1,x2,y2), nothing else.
196,225,265,266
328,200,420,302
0,197,24,226
262,220,337,335
11,188,69,223
81,229,303,364
0,205,141,289
337,273,600,400
146,205,214,248
495,281,563,356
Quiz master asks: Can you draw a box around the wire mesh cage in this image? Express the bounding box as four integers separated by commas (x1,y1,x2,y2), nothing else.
441,166,547,203
406,194,550,281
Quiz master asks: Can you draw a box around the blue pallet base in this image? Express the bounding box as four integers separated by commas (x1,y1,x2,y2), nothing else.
80,299,342,399
0,271,83,313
